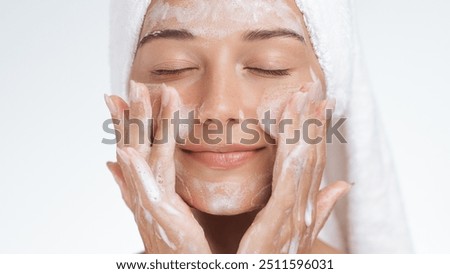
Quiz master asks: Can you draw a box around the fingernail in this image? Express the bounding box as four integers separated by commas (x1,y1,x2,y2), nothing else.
104,94,118,116
116,148,130,166
106,162,125,188
343,182,355,194
106,161,118,177
345,182,355,195
106,161,114,171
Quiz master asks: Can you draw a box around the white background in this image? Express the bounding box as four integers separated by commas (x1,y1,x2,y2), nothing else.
0,0,448,253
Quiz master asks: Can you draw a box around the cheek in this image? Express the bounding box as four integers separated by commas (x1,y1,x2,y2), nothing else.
256,82,304,139
256,68,324,138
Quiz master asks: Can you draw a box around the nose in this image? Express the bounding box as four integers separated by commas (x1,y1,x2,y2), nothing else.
197,64,242,125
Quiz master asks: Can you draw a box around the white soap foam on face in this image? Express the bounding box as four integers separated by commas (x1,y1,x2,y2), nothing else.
200,174,272,214
175,161,272,214
202,180,245,213
144,0,304,39
206,169,273,213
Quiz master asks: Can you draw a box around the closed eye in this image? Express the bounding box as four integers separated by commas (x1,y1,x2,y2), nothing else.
151,67,290,77
151,67,198,76
245,67,291,77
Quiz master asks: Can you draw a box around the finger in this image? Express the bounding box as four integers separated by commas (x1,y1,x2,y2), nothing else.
273,95,312,214
135,206,159,254
123,147,163,207
306,99,335,232
306,67,325,101
148,84,180,191
107,161,136,209
104,94,129,148
117,148,168,253
303,100,328,230
295,125,317,223
129,81,153,158
118,146,167,253
127,146,187,215
116,148,139,211
105,93,142,212
296,101,329,251
124,146,187,231
272,92,308,193
312,180,352,239
260,93,310,244
126,147,201,252
106,161,125,189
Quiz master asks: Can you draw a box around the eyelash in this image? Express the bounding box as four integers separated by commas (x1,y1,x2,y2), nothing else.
150,67,291,77
245,67,291,77
151,68,197,76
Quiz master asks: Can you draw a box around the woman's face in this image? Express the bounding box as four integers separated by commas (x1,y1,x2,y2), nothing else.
130,0,325,215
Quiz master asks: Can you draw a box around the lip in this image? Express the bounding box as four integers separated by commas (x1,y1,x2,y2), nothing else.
180,145,264,170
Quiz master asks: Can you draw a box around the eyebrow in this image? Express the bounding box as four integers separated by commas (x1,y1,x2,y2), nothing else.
242,28,305,43
138,29,195,47
138,28,305,48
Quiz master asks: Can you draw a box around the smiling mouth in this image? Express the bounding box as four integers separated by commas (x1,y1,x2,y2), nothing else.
180,146,265,170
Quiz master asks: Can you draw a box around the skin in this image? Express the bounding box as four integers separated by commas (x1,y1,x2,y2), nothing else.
105,0,351,253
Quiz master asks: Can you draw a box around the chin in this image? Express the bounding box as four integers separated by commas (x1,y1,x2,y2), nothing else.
175,176,272,216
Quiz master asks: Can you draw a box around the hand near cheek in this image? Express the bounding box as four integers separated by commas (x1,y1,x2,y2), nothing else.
238,92,352,254
105,82,210,254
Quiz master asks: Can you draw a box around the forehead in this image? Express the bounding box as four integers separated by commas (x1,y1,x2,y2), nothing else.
142,0,304,38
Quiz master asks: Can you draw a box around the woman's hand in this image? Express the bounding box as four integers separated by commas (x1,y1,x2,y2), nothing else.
104,82,211,253
238,92,351,254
